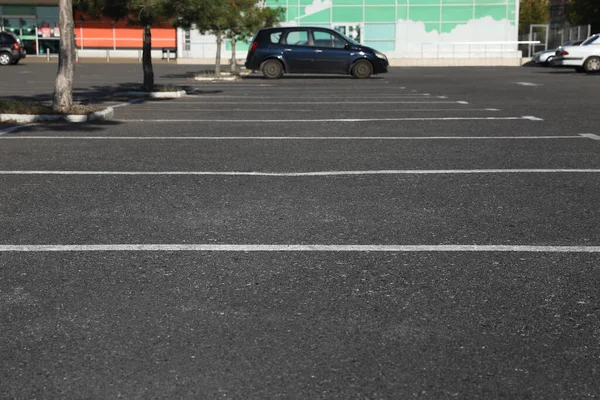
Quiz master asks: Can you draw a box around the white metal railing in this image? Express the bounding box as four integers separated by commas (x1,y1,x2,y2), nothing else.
417,41,540,59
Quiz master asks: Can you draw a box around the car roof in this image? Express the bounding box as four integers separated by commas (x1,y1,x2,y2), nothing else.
259,26,335,32
0,31,18,40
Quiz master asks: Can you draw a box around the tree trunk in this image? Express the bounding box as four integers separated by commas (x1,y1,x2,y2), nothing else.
230,34,237,74
52,0,75,113
142,24,154,92
215,31,222,76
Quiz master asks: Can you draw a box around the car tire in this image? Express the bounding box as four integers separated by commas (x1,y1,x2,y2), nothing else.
0,52,13,66
351,60,373,79
261,59,283,79
544,56,554,66
583,56,600,73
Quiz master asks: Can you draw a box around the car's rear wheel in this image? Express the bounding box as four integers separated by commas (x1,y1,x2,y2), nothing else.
261,59,283,79
0,52,13,66
583,56,600,73
351,60,373,79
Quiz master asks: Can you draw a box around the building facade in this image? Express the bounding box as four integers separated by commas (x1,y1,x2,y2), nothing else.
179,0,520,62
0,3,176,57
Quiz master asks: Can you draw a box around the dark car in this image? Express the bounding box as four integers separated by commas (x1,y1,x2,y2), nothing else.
0,31,26,66
245,27,388,79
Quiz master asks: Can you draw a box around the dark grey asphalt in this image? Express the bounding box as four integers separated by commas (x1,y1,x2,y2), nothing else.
1,63,599,399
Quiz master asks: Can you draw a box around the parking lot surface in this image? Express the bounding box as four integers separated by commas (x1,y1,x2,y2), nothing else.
1,63,599,399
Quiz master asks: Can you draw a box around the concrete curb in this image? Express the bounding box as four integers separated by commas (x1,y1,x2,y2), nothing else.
120,90,187,98
0,107,114,124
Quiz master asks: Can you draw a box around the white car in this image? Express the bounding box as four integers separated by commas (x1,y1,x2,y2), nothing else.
554,33,600,72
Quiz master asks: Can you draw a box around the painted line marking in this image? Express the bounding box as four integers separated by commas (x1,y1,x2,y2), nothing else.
0,244,599,253
112,98,144,108
1,169,598,176
185,94,432,99
457,101,469,104
151,101,463,105
0,135,585,141
0,123,37,136
580,133,600,141
515,82,542,86
114,108,498,113
116,116,543,123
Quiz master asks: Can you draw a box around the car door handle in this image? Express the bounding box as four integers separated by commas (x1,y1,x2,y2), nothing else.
284,48,292,52
315,49,323,53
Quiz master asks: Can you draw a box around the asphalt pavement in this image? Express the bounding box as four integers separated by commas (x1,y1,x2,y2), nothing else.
1,63,599,399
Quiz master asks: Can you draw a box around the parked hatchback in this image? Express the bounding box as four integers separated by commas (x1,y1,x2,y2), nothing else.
245,27,388,79
0,31,26,65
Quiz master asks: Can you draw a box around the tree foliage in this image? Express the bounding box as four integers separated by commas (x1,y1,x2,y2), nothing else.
568,0,600,32
182,0,284,74
519,0,550,33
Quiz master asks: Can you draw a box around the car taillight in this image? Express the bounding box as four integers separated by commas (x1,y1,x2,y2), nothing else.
560,50,569,55
13,42,19,50
249,41,259,53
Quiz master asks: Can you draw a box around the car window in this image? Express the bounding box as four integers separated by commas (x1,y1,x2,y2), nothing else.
269,31,282,44
312,30,346,49
284,30,309,46
582,34,599,45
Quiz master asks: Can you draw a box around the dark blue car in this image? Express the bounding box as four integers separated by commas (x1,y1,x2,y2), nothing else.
245,27,389,79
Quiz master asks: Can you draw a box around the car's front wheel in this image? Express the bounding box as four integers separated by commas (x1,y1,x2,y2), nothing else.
261,59,283,79
351,60,373,79
0,52,13,66
583,56,600,73
544,56,554,66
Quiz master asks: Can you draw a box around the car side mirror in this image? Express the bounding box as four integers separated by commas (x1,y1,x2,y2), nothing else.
344,43,352,50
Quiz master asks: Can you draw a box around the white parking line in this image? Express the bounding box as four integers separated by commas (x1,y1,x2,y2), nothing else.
185,94,432,98
580,133,600,141
116,108,497,112
154,101,466,105
0,244,599,253
0,135,585,141
515,82,542,86
116,116,542,123
0,123,37,136
1,169,598,176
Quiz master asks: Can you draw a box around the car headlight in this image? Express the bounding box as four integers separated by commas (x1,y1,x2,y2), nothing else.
375,51,387,60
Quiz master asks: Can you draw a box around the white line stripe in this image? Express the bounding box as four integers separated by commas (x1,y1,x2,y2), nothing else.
523,116,544,121
1,169,598,176
515,82,542,86
1,244,599,252
117,117,543,123
0,135,583,141
185,94,432,98
580,133,600,141
153,101,462,105
111,98,144,108
0,123,36,135
119,108,493,113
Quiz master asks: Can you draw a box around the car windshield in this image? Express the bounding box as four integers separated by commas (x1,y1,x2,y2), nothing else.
581,34,599,46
